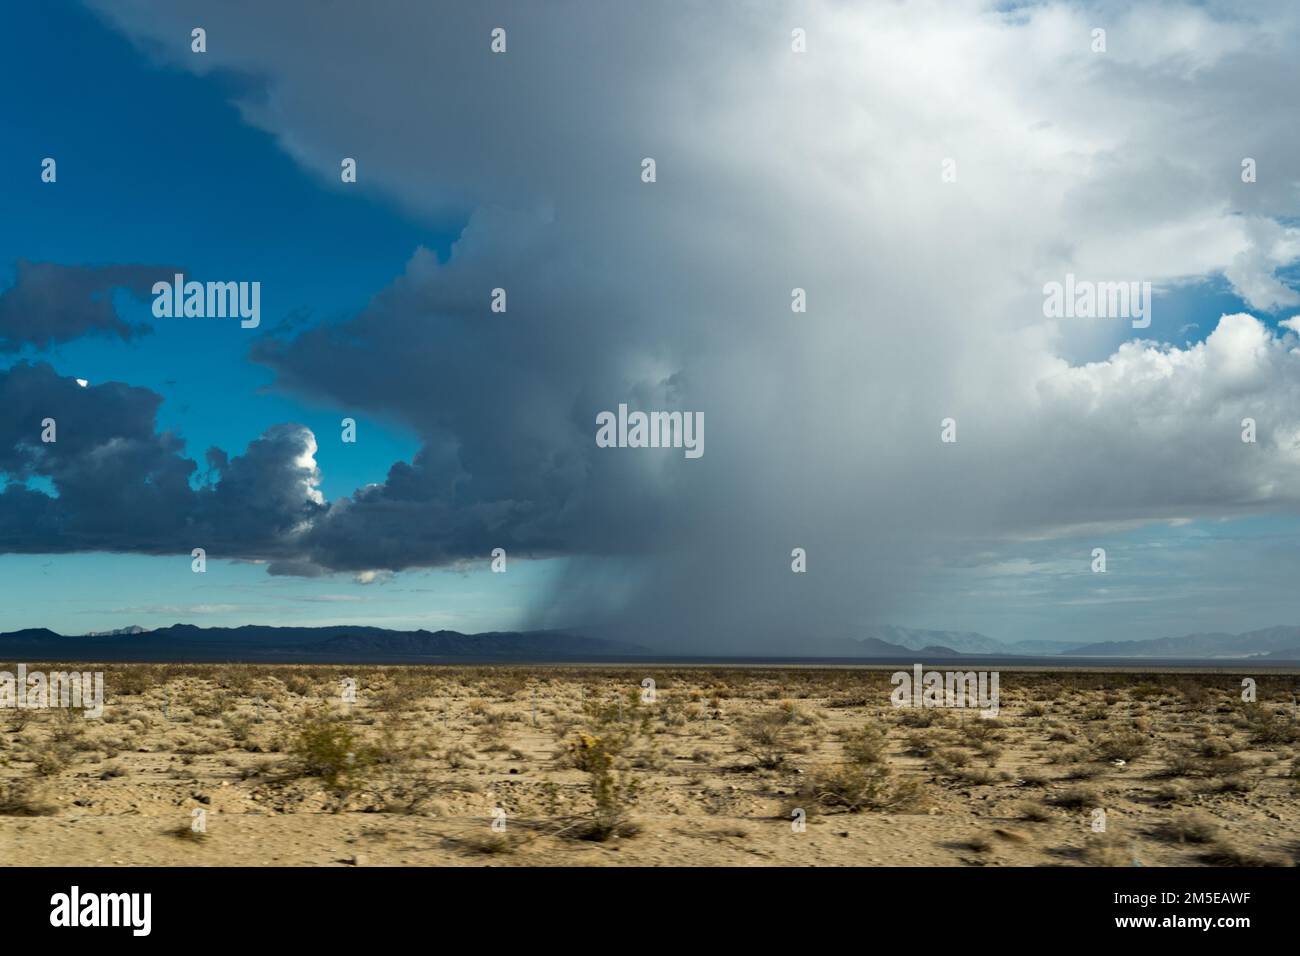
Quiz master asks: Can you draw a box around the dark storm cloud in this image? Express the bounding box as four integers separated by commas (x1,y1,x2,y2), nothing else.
0,261,179,352
250,214,697,578
0,362,324,558
48,0,1300,651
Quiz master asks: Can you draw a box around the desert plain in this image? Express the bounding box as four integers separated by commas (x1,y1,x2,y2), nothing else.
2,664,1297,867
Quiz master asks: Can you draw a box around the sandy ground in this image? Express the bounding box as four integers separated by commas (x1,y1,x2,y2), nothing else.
2,664,1297,866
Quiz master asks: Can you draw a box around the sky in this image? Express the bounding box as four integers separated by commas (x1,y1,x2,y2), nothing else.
3,0,1300,652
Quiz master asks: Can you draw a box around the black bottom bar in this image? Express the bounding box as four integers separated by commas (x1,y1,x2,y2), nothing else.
3,865,1285,940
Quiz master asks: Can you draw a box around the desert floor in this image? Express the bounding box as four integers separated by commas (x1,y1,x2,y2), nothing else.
2,664,1297,866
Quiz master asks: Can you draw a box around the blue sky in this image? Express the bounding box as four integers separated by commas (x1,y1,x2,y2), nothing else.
0,0,436,498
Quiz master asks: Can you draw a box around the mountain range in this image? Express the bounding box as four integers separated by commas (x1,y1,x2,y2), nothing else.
0,624,649,663
861,625,1300,660
0,623,1298,663
1065,625,1300,660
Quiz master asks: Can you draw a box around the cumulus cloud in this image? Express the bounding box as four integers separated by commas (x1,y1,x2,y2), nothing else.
1222,218,1300,312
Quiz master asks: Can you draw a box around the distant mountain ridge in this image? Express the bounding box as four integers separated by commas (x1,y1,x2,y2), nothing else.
0,624,649,663
1066,625,1300,659
863,625,1300,660
862,626,1081,656
864,626,1004,655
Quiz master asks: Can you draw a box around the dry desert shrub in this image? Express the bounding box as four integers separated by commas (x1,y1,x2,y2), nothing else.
931,747,970,772
1081,703,1109,722
736,710,807,770
1151,782,1192,804
443,745,476,769
1155,812,1219,845
214,667,257,695
456,829,531,855
1050,785,1101,809
0,776,57,816
1199,839,1290,867
1239,704,1300,746
1018,801,1053,823
283,675,315,698
803,762,927,813
1158,746,1248,780
188,690,230,719
1062,762,1106,781
25,739,73,777
377,681,428,713
1194,735,1236,758
738,712,795,775
897,708,944,729
827,693,873,709
1084,833,1132,866
109,668,155,697
1092,730,1151,762
839,724,887,766
221,712,255,743
959,718,1004,744
1216,774,1256,794
956,767,1005,786
902,732,936,757
799,719,925,814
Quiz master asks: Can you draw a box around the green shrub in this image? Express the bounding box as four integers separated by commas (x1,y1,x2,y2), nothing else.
288,713,376,789
566,732,639,841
